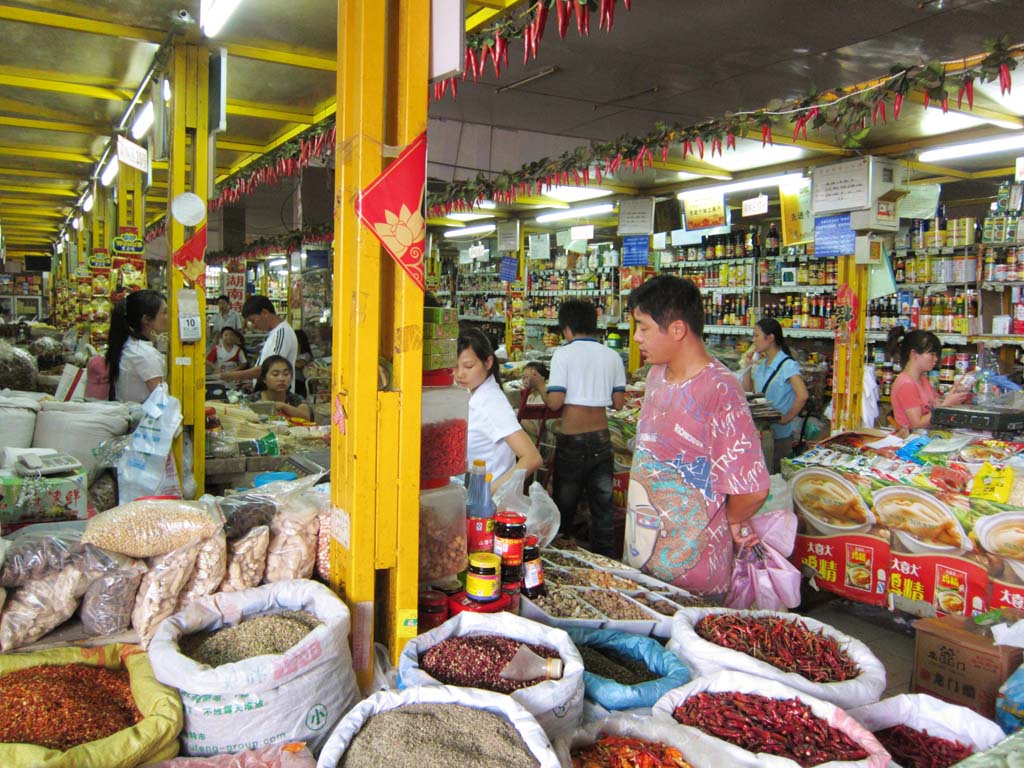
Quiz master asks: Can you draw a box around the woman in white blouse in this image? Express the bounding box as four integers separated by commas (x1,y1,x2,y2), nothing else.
105,289,169,403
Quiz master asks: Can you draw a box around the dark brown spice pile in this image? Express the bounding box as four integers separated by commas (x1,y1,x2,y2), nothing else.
0,664,142,750
578,645,658,685
419,634,560,694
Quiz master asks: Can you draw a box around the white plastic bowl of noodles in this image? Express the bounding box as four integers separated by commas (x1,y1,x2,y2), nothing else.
789,467,874,535
975,512,1024,582
872,485,972,555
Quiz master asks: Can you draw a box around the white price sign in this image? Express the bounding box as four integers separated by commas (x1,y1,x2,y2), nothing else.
742,194,769,217
177,288,203,343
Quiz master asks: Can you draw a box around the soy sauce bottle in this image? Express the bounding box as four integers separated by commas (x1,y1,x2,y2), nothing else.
521,534,547,599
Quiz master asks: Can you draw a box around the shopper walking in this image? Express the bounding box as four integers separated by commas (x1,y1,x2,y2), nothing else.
220,295,297,389
538,299,626,556
742,318,809,472
625,275,769,599
456,328,542,491
887,327,970,430
105,289,169,403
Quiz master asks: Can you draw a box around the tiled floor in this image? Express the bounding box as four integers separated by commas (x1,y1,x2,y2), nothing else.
802,597,917,698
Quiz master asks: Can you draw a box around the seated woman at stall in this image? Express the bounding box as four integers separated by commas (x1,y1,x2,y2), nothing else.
206,326,247,375
456,328,542,490
742,318,809,472
887,327,970,430
251,355,314,421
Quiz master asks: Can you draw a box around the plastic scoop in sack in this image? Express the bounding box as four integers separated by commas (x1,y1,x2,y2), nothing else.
499,643,563,681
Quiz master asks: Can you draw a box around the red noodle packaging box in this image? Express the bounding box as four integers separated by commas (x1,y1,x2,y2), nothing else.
793,529,891,607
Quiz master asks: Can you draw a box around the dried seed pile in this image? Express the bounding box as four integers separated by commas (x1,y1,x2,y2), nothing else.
0,664,142,750
530,586,604,619
874,725,973,768
695,614,860,683
649,591,717,609
578,645,658,685
339,704,538,768
672,692,868,767
418,634,560,694
541,551,586,568
578,590,652,620
553,568,641,590
181,610,321,666
571,734,693,768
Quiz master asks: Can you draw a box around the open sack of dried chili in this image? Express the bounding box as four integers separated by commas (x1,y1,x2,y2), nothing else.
147,579,360,756
651,670,891,768
849,694,1005,768
316,683,560,768
397,611,585,740
0,643,182,768
565,626,691,711
667,608,886,709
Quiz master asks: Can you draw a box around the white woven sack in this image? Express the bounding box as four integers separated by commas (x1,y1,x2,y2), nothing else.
397,610,585,739
849,693,1005,754
0,396,39,450
148,579,359,756
651,670,891,768
316,684,560,768
668,607,886,709
33,400,131,472
554,712,739,767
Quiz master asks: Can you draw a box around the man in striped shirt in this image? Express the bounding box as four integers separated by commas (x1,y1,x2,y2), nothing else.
220,295,297,390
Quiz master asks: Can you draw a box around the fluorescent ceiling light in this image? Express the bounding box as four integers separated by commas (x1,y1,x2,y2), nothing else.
476,201,496,209
919,133,1024,162
543,185,614,203
200,0,242,37
163,78,171,102
677,173,804,200
267,257,287,267
448,212,494,222
919,107,990,136
100,157,119,187
443,223,496,238
82,193,93,213
72,216,81,230
535,203,615,223
131,101,155,140
705,143,804,172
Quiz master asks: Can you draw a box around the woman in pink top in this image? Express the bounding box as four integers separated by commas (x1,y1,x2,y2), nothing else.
887,328,969,429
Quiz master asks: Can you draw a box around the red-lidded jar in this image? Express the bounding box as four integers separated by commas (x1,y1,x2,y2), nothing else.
522,534,547,599
448,590,511,615
493,511,527,567
418,589,449,633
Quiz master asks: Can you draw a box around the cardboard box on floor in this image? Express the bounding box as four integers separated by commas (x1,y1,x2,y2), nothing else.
912,615,1023,718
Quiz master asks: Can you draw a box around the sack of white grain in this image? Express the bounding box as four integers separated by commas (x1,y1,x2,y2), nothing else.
397,611,584,740
316,685,560,768
82,498,222,558
32,400,132,474
148,579,360,756
0,395,40,450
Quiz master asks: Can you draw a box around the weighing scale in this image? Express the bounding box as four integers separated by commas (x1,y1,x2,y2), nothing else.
931,404,1024,439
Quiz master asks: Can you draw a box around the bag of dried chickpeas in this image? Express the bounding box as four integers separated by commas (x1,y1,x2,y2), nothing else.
82,498,222,558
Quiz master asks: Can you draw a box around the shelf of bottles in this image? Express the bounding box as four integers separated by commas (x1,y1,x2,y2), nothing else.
440,269,510,321
524,265,621,324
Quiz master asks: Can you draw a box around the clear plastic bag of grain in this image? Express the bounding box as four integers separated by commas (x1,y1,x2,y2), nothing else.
132,540,201,646
220,525,270,592
264,495,320,583
83,498,222,558
80,558,147,636
0,527,80,587
0,565,88,651
177,532,227,610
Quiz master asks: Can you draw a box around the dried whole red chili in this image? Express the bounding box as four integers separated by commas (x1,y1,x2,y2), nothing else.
874,724,972,768
420,419,468,480
419,634,560,694
672,692,868,767
571,734,694,768
0,664,142,750
695,614,860,683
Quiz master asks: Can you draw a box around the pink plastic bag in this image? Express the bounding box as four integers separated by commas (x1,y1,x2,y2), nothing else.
146,742,316,768
726,545,802,611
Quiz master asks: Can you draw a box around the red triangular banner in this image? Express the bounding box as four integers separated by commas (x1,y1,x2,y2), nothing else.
172,225,208,287
355,132,427,291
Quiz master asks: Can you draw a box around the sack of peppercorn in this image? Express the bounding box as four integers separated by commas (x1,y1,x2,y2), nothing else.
316,684,561,768
849,693,1004,761
668,607,887,710
147,579,360,757
651,670,891,768
396,611,585,740
0,642,182,768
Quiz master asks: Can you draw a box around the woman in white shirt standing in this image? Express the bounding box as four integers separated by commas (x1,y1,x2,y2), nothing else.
105,289,169,403
456,328,542,490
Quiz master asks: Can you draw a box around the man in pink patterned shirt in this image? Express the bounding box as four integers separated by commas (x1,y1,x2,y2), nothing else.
625,275,770,599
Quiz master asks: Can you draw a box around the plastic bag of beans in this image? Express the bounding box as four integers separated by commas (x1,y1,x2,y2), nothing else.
177,532,228,610
132,540,201,646
264,495,319,583
0,527,80,587
80,553,147,637
220,526,270,592
83,498,221,558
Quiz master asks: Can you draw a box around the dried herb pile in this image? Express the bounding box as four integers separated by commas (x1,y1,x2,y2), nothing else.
418,634,559,694
578,645,658,685
180,610,321,666
0,664,142,750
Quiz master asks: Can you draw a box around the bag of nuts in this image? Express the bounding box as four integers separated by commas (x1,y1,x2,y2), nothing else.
220,525,270,593
0,565,88,651
132,540,201,646
418,483,468,583
83,498,221,558
264,496,319,583
80,559,147,636
177,532,228,610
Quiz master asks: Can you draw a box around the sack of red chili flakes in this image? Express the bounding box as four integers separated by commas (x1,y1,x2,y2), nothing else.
397,610,585,740
849,693,1004,763
0,643,182,768
668,608,887,710
651,670,891,768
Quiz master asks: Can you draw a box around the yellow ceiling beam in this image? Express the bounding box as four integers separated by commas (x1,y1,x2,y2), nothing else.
0,70,132,101
650,160,734,179
0,183,77,197
0,5,164,43
223,42,335,71
0,94,72,122
0,115,106,136
2,223,57,232
512,195,570,208
739,128,849,156
6,250,49,257
218,139,268,153
971,166,1016,179
869,125,1006,157
905,160,972,180
0,195,73,207
0,166,86,181
0,209,67,218
225,100,314,124
465,1,522,32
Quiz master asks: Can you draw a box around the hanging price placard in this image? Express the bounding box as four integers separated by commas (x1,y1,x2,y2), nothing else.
177,288,203,343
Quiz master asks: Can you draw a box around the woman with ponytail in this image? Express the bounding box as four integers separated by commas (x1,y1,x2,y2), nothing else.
105,289,169,402
887,327,970,429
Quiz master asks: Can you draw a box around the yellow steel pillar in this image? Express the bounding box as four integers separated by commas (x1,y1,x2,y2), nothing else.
166,44,209,495
331,0,428,688
831,255,867,433
117,161,145,233
90,180,107,256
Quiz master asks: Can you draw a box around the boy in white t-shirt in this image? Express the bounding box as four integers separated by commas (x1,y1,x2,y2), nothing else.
539,299,626,556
